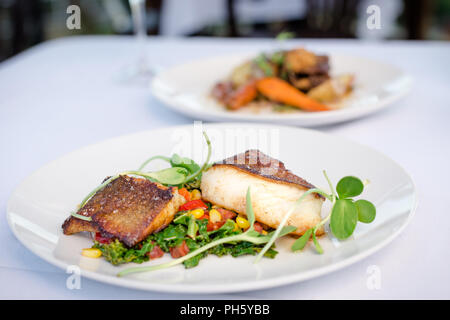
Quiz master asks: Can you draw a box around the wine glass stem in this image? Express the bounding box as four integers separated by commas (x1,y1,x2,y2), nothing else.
129,0,147,72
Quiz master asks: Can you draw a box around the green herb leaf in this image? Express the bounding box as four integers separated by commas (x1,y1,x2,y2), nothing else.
146,167,189,185
246,230,261,237
291,229,312,251
173,212,190,225
245,187,255,229
336,176,364,199
312,231,323,254
170,154,200,174
355,199,376,223
330,199,358,240
187,215,198,239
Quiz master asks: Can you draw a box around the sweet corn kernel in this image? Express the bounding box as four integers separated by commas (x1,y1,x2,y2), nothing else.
209,209,222,223
233,221,240,231
190,208,204,219
190,189,202,200
261,230,268,235
236,216,250,229
81,248,102,258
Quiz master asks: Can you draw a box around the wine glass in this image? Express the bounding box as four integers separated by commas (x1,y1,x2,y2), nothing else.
118,0,154,84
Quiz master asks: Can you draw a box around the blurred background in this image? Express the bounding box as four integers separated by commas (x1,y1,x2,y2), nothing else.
0,0,449,62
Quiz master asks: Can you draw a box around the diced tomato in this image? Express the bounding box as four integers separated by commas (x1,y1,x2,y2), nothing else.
170,240,190,258
94,232,112,244
253,222,264,234
206,221,221,232
199,214,209,220
177,187,191,202
179,199,208,212
147,245,164,260
216,208,236,221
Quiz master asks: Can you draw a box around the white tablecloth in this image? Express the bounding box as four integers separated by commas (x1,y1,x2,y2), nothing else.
1,36,449,299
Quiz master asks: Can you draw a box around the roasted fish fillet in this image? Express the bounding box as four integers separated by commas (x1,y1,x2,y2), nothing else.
200,150,324,235
62,175,186,247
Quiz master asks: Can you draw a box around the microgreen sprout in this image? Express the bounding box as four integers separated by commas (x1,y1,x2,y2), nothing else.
256,171,376,260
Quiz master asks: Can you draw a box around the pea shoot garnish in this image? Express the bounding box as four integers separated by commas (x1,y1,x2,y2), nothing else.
256,171,376,260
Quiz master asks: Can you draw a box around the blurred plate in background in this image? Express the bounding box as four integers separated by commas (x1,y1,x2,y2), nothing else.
151,53,412,126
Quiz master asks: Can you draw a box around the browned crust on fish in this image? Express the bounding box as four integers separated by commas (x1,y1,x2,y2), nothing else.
213,150,323,199
62,175,185,247
62,218,99,234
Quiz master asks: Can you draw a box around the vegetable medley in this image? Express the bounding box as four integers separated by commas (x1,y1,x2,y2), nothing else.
212,47,354,112
92,189,276,269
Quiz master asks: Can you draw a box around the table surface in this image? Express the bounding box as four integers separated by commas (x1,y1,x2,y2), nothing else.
1,36,449,299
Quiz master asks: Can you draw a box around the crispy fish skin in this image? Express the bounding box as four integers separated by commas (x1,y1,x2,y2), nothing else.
62,175,186,247
200,150,324,236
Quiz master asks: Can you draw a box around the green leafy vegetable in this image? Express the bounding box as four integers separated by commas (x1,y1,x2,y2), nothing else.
94,239,154,265
311,230,324,254
246,187,256,228
336,176,364,199
355,199,376,223
145,167,189,185
186,214,198,239
330,199,358,240
170,154,200,174
291,229,312,251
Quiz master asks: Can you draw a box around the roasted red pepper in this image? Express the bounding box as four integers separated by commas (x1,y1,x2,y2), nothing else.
94,232,112,244
179,199,208,212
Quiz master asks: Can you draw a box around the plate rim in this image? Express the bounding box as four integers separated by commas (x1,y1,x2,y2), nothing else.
6,123,418,293
150,52,413,126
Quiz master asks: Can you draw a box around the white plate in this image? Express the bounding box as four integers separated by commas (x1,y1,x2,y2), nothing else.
151,53,412,126
7,123,416,293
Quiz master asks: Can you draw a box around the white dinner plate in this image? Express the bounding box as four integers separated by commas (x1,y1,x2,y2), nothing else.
151,53,412,126
7,123,416,293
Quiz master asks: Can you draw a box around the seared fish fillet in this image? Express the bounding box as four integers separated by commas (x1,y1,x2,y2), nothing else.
201,150,324,235
62,175,186,247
